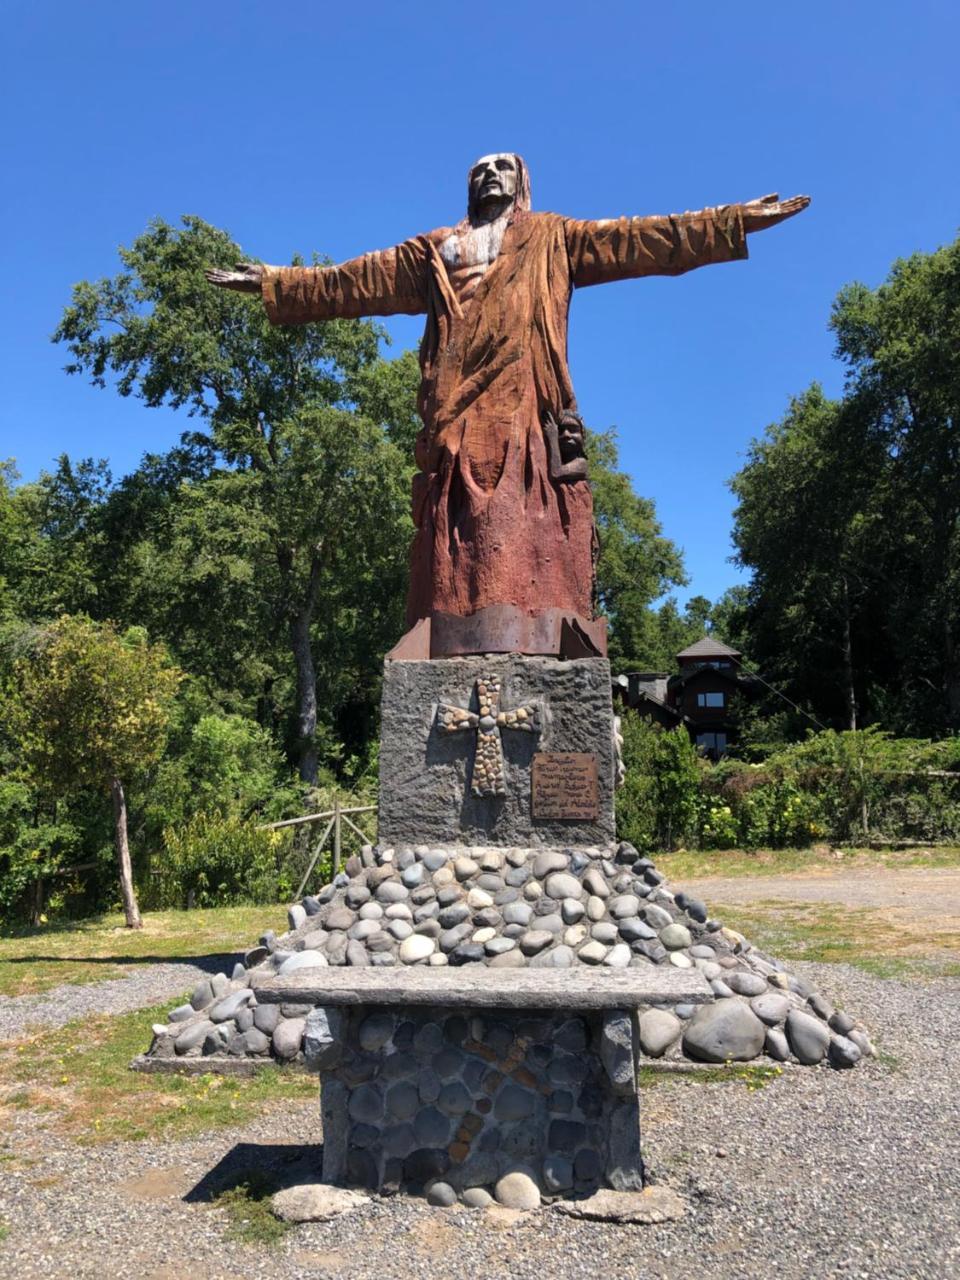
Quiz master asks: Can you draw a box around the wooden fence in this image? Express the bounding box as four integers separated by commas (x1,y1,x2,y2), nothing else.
260,801,377,899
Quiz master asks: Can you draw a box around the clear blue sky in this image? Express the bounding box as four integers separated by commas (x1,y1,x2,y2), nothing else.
3,1,958,606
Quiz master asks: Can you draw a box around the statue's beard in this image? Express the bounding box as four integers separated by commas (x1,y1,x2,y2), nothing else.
440,208,511,271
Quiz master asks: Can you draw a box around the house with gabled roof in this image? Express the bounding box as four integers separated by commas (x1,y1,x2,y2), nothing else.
614,636,758,759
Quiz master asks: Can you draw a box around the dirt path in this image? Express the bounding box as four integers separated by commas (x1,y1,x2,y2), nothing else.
676,864,960,926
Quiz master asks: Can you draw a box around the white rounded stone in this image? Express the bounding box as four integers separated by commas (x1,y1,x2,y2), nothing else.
400,934,436,964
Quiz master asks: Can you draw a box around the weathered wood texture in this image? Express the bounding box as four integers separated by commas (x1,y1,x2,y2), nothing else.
260,155,747,644
252,965,712,1010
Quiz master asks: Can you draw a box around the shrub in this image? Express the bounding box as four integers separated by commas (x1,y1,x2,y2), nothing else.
151,813,293,909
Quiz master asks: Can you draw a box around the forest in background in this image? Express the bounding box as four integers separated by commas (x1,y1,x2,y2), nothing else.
2,219,958,926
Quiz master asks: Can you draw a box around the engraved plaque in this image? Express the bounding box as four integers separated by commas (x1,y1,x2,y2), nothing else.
531,752,599,820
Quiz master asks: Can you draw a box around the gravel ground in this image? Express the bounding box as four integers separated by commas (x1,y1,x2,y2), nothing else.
683,865,960,926
0,961,220,1040
1,960,957,1280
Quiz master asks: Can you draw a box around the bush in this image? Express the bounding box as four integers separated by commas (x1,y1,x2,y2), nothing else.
616,713,960,852
150,813,293,909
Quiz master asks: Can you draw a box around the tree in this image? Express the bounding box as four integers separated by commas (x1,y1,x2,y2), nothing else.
731,232,960,736
588,428,687,667
10,616,181,927
54,216,417,782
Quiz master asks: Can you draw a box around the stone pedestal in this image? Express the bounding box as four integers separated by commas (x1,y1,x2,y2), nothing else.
378,655,616,848
315,1004,643,1197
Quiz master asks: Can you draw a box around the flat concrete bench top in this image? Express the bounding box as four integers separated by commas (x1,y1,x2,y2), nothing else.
252,966,712,1010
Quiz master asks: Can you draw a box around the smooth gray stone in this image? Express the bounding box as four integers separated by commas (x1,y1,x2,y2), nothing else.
302,895,322,916
583,868,609,898
401,862,424,888
604,943,632,969
638,1008,681,1057
545,872,582,901
423,850,448,872
349,919,379,941
710,979,734,998
683,999,766,1063
253,1003,280,1034
751,992,790,1025
272,1016,306,1061
829,1009,856,1035
539,913,564,934
438,1080,472,1115
168,1003,195,1023
209,989,254,1023
386,1081,420,1120
675,892,708,923
726,970,767,997
519,929,553,955
189,977,212,1008
808,992,834,1021
674,1003,696,1019
591,922,618,944
278,950,327,974
234,1006,254,1032
436,885,462,907
641,904,673,930
440,922,474,951
303,1006,345,1070
764,1026,790,1061
534,851,569,877
543,1154,574,1191
828,1035,862,1069
659,923,692,951
325,907,355,931
618,917,656,942
413,1106,451,1147
211,972,230,997
345,883,371,907
288,903,307,931
849,1029,876,1058
413,902,440,922
359,1012,395,1050
241,1027,270,1055
786,1009,831,1064
609,894,641,920
494,1082,536,1121
376,880,410,904
174,1019,215,1054
425,1180,457,1207
348,1082,383,1124
438,903,471,928
689,944,716,959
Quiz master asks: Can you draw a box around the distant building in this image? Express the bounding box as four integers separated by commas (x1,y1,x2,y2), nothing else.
613,636,758,759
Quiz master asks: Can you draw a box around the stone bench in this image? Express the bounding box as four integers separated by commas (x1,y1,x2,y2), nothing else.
253,966,712,1201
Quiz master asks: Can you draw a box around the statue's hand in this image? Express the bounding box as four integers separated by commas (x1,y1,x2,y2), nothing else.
204,262,264,293
742,193,811,234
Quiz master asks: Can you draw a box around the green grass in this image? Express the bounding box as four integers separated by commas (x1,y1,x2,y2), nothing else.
716,900,960,979
0,1220,8,1243
638,1063,784,1091
0,905,288,998
0,1000,315,1144
655,844,960,881
216,1172,292,1246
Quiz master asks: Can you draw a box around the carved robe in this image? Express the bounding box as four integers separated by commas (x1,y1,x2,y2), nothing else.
260,198,748,653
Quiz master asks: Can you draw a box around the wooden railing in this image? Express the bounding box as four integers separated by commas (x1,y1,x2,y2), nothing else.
259,801,377,899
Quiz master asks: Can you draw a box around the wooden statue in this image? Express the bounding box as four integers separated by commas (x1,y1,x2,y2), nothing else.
207,155,808,657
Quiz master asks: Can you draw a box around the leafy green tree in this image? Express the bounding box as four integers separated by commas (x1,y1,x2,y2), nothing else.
588,429,687,667
9,617,181,927
54,216,417,782
731,233,960,735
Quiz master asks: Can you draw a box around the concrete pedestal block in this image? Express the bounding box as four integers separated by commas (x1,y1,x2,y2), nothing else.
378,655,616,847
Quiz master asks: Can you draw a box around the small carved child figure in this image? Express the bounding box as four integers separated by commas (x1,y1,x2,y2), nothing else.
542,408,589,482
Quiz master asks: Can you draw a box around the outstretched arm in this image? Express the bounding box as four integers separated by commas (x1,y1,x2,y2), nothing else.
565,193,810,288
205,238,431,324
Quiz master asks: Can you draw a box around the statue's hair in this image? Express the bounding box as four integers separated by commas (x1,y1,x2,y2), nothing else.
466,153,531,218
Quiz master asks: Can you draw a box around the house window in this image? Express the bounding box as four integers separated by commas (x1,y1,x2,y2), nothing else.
697,691,725,708
696,732,728,755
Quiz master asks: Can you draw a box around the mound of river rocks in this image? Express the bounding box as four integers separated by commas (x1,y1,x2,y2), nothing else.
142,841,874,1072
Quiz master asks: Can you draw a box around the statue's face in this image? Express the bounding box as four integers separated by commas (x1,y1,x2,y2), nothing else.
469,154,519,211
558,412,585,462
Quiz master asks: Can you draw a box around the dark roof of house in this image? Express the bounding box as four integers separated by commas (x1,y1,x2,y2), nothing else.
676,636,742,660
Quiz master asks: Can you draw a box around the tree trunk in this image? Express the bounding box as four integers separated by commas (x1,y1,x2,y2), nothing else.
111,776,142,929
840,576,858,731
944,616,960,730
290,610,319,784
